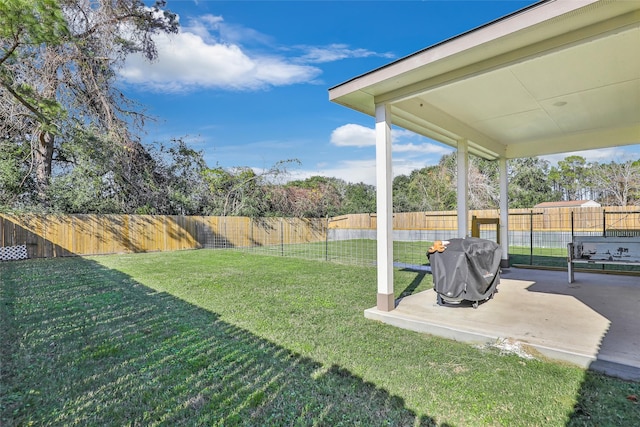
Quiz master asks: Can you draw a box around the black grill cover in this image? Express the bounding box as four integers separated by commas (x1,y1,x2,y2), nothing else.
428,237,501,304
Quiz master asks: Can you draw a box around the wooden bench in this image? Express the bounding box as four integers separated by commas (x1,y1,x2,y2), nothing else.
567,236,640,283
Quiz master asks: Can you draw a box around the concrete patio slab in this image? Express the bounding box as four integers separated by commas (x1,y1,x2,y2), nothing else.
365,267,640,381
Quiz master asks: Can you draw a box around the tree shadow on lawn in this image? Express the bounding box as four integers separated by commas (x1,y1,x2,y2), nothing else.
1,257,441,426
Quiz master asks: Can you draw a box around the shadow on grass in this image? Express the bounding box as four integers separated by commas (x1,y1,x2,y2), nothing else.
398,270,428,300
0,257,440,426
509,268,640,425
567,370,640,426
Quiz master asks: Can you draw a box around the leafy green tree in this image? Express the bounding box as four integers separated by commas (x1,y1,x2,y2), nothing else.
392,174,413,212
203,160,298,217
0,139,33,209
341,182,376,214
550,155,588,201
401,152,502,211
282,176,344,217
508,157,558,208
203,167,258,216
47,129,165,214
0,0,69,207
47,131,124,213
0,0,178,206
159,139,211,215
407,164,456,211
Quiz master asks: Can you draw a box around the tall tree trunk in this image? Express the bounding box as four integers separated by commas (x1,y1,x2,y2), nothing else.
34,128,54,203
34,52,58,204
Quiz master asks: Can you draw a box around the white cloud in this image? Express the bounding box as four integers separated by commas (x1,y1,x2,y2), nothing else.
119,15,392,93
120,30,321,92
298,43,394,63
182,15,223,42
314,159,378,185
330,123,454,156
325,124,456,185
330,124,375,147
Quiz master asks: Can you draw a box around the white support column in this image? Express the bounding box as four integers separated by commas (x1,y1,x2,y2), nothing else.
499,157,510,268
457,139,469,238
375,103,394,312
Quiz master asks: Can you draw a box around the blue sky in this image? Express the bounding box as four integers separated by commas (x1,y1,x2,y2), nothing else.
119,1,639,186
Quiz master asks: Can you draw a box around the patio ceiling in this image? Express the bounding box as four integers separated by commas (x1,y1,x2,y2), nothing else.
329,0,640,161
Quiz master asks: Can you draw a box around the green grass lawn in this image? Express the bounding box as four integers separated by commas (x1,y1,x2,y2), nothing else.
1,250,638,426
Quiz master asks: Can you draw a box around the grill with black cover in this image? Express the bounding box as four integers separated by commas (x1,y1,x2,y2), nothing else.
427,237,501,308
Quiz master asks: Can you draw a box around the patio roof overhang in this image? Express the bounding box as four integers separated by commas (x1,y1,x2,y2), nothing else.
329,0,640,161
328,0,640,313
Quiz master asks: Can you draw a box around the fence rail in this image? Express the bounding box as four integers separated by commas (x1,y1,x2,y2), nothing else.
329,207,640,233
2,208,640,267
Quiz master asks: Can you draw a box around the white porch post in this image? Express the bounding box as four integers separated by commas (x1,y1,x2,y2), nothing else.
457,139,469,238
499,157,510,267
375,103,394,312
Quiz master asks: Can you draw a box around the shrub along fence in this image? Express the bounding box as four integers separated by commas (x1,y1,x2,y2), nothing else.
1,207,639,267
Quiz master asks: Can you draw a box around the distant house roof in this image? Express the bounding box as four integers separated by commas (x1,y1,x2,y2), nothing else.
534,200,601,208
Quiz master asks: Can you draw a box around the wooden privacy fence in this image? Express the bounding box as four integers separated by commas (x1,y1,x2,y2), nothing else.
2,207,639,259
329,207,640,233
0,214,326,259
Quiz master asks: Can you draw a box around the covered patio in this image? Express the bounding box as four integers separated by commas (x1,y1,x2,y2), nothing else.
329,0,640,378
368,267,640,380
